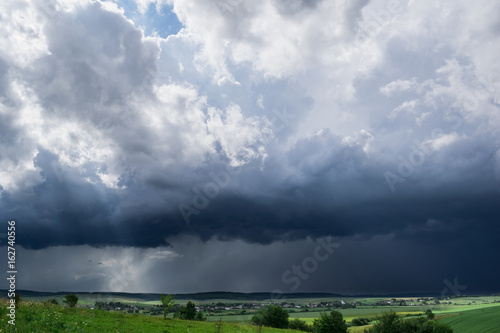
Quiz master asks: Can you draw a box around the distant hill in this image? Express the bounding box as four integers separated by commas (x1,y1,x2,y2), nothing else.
2,289,495,301
1,289,343,301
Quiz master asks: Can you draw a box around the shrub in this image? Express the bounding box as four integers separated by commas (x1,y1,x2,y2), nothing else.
313,310,348,333
45,298,59,305
251,305,289,329
251,313,264,326
63,294,78,307
261,305,289,329
351,317,371,326
173,301,204,321
365,311,453,333
289,318,312,332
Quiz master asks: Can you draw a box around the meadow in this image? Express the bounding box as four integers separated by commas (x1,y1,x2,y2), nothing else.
1,294,499,332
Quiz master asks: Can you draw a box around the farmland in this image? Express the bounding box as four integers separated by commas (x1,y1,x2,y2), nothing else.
1,292,499,332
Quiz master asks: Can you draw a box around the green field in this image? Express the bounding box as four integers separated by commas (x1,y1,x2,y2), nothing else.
0,301,288,333
2,294,500,332
437,306,500,333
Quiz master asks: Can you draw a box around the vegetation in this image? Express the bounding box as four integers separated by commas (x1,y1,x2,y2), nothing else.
288,318,312,332
351,317,371,326
160,294,175,319
364,311,452,333
215,318,224,333
173,301,205,321
437,305,500,333
46,298,59,305
63,294,79,308
2,293,499,332
313,310,348,333
13,294,20,309
251,305,289,329
0,300,287,332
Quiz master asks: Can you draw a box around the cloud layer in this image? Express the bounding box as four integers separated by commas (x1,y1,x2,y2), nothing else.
0,0,499,293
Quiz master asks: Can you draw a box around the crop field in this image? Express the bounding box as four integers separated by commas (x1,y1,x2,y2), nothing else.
437,305,500,333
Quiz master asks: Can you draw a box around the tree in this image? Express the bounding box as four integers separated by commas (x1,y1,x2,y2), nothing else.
426,309,436,320
313,310,348,333
63,294,78,307
251,313,264,327
174,301,197,320
261,305,289,329
161,294,176,319
195,310,206,321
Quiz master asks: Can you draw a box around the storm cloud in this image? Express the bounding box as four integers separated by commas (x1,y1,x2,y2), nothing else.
0,0,499,294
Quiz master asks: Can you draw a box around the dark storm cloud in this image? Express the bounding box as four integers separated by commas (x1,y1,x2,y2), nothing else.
4,128,499,252
1,0,500,294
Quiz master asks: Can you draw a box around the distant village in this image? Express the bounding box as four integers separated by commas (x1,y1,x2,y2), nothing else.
90,297,462,315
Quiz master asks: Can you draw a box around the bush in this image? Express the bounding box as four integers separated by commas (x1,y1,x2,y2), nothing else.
45,298,59,305
289,318,312,332
351,317,371,326
63,294,78,308
251,305,289,329
215,318,223,333
195,310,206,321
263,305,289,329
365,311,453,333
251,313,264,326
173,301,205,321
313,310,348,333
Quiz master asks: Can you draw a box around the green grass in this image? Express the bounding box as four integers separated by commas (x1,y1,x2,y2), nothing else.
0,301,297,333
3,296,499,332
437,305,500,333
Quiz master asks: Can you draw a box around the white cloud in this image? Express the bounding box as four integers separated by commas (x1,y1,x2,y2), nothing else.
425,132,462,151
389,99,418,120
207,104,272,167
380,78,418,97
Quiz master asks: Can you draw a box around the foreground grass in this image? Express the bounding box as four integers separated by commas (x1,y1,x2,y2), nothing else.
437,305,500,333
0,301,293,333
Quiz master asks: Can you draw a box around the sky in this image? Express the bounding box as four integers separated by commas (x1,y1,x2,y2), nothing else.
0,0,499,295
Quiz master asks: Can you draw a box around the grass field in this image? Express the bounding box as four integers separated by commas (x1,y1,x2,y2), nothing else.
0,301,290,333
2,295,499,332
437,305,500,333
